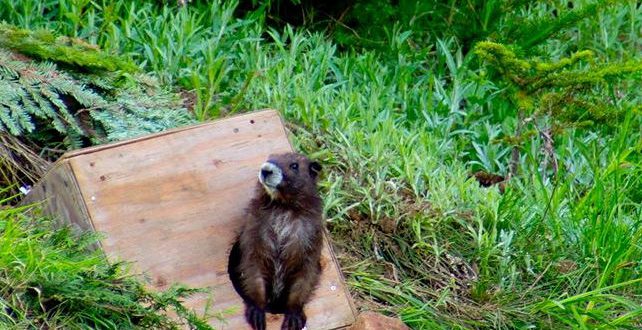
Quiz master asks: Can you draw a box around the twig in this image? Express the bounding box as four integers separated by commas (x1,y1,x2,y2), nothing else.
539,126,558,178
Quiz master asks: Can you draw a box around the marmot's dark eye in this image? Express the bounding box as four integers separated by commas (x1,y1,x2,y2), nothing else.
289,163,299,170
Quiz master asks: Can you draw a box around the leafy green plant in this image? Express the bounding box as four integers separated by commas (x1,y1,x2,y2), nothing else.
474,41,642,176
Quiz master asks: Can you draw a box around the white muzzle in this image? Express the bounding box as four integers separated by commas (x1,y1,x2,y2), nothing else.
258,162,283,196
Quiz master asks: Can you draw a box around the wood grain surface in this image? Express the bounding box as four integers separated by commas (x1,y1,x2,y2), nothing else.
21,162,97,247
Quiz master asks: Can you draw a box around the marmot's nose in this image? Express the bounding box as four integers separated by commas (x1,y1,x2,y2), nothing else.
261,168,273,178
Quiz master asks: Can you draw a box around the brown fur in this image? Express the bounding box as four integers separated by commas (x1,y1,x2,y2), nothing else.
231,153,323,330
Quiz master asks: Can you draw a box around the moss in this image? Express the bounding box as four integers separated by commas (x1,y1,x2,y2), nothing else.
475,41,532,79
535,50,594,73
0,23,138,73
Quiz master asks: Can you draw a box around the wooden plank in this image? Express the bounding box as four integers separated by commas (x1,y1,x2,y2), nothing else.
59,109,280,160
21,162,96,243
67,110,355,329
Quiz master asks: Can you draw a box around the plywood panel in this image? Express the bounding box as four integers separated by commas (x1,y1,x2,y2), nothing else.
64,110,355,329
21,162,95,239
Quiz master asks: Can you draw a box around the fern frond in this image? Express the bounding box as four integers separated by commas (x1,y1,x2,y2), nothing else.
0,105,20,135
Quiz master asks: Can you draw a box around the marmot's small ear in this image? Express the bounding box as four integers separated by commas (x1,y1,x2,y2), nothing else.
309,161,322,178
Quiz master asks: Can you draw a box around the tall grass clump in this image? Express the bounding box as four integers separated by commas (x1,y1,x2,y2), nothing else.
0,0,641,329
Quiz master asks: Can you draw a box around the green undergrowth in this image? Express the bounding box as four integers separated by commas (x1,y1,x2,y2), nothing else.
0,23,193,148
0,0,641,329
0,191,213,329
0,46,191,147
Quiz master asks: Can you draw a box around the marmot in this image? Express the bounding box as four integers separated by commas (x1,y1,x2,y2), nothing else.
228,152,324,330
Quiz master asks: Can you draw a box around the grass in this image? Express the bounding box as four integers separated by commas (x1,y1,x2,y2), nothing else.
1,0,641,328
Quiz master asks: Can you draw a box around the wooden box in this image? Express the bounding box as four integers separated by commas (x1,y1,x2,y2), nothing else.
22,110,356,329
